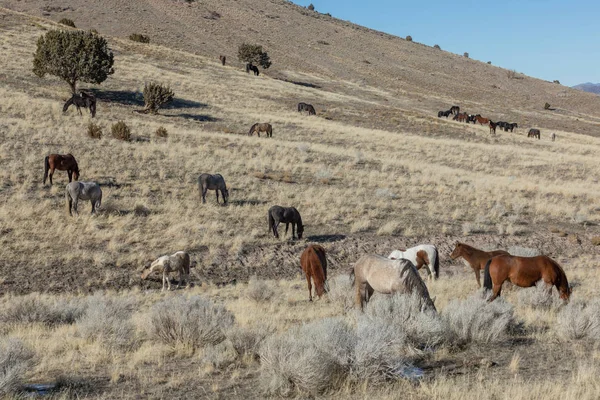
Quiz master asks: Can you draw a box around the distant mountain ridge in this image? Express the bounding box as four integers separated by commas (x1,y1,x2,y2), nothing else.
573,82,600,95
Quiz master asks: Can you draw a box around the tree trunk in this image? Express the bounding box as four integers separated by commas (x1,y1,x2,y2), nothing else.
68,80,77,94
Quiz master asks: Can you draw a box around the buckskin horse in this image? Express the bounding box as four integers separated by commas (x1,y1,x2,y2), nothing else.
44,153,80,185
248,123,273,138
268,205,303,239
300,244,328,301
450,242,509,287
351,255,436,312
388,244,440,280
484,254,571,302
63,91,96,118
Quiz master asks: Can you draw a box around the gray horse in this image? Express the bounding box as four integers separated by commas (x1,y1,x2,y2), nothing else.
66,181,102,216
198,173,229,204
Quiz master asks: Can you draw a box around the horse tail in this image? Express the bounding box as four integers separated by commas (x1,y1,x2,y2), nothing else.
483,259,493,291
43,156,50,184
433,247,440,279
349,268,355,287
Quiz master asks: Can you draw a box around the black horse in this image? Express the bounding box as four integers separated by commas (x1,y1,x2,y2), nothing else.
437,110,452,118
298,102,316,115
528,128,541,139
450,105,460,115
63,91,96,118
467,114,481,124
245,63,259,76
268,205,304,239
506,122,518,132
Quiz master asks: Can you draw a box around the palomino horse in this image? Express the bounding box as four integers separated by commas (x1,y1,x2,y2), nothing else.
66,181,102,216
298,102,316,115
489,121,497,135
141,251,192,291
248,123,273,138
450,242,509,287
450,105,460,115
219,55,226,66
528,128,541,139
484,254,571,302
63,91,96,118
198,173,229,204
300,244,328,301
388,244,439,280
351,255,436,312
44,153,80,185
268,205,303,239
473,116,490,125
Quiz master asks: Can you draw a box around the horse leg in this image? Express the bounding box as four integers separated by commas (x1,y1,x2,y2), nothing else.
273,222,279,238
292,223,296,239
306,274,313,301
285,223,289,238
216,190,219,204
488,284,502,302
176,269,182,289
49,167,54,185
162,271,167,291
72,198,79,215
67,170,73,182
90,199,95,214
475,268,481,288
202,187,208,204
76,105,82,116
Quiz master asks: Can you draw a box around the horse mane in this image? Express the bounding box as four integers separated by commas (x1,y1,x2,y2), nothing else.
549,257,570,293
248,123,257,135
399,260,435,310
433,247,439,278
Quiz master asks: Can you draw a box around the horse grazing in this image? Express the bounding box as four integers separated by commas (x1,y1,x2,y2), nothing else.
437,110,452,118
245,63,259,75
63,91,96,118
43,153,80,185
198,173,229,204
66,181,102,216
388,244,440,280
489,120,497,135
450,105,460,115
268,205,303,239
248,123,273,137
473,115,490,125
528,128,541,139
298,102,316,115
219,55,226,66
453,112,469,122
450,242,509,287
351,255,436,312
300,245,328,301
141,251,192,291
483,254,571,302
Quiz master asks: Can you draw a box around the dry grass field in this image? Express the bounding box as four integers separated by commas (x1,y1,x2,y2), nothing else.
1,3,600,399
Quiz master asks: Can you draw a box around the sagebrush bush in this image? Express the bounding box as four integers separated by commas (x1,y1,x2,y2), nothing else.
87,122,102,139
245,276,275,302
129,33,150,43
58,18,76,28
77,294,137,351
143,295,234,349
508,246,541,257
111,121,131,141
443,293,515,344
0,293,87,327
0,339,34,396
327,275,354,313
143,82,174,113
155,126,168,138
556,299,600,340
517,281,563,310
227,324,275,358
406,35,413,42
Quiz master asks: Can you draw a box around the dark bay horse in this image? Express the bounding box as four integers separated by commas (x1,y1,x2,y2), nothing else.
298,102,316,115
528,128,541,139
484,254,571,302
245,63,259,75
489,121,497,135
437,110,452,118
300,244,328,301
44,153,80,185
198,173,229,204
450,242,509,287
453,112,469,122
63,91,96,118
450,105,460,115
219,55,226,66
268,205,303,239
249,123,272,138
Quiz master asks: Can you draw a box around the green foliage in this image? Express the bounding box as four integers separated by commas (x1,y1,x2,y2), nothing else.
58,18,76,28
87,122,102,139
143,83,174,113
487,61,492,64
111,121,131,141
237,43,272,69
406,35,413,42
129,33,150,43
33,30,114,93
155,126,168,138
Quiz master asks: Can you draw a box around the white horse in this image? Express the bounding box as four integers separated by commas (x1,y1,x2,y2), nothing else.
388,244,439,280
141,251,192,291
66,181,102,216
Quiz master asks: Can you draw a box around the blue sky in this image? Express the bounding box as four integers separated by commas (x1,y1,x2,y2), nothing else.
292,1,599,86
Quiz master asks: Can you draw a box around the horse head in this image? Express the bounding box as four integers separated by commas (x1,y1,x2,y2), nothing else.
449,242,462,259
297,223,304,239
63,96,74,113
223,188,229,203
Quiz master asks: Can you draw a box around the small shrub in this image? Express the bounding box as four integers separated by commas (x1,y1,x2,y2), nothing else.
507,69,517,79
155,126,168,138
406,35,413,42
246,277,275,302
327,275,355,313
238,43,272,69
307,3,315,11
553,80,561,84
111,121,131,141
508,246,541,257
433,44,440,50
129,33,150,43
463,52,469,58
227,324,275,358
487,61,492,64
58,18,76,28
517,281,563,310
443,293,516,344
144,295,234,349
544,102,551,110
591,236,600,246
556,299,600,340
0,339,35,396
143,82,174,113
87,122,102,139
0,293,87,327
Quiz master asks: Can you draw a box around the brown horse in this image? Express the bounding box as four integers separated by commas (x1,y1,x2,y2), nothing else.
528,128,541,139
483,254,571,302
300,244,328,301
450,242,509,287
249,123,273,138
453,112,469,122
489,121,497,135
44,153,80,185
473,116,490,125
219,55,226,66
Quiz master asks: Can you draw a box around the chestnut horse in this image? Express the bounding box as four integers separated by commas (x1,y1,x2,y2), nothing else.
44,153,80,185
300,244,328,301
450,242,509,287
473,116,490,125
483,254,571,302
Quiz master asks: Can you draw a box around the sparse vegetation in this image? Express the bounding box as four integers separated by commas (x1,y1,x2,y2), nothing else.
553,80,561,84
433,44,440,50
58,18,76,28
143,82,174,113
87,121,102,139
129,33,150,43
307,3,315,11
110,120,131,141
155,126,168,138
0,339,34,396
556,299,600,340
463,52,469,58
406,35,413,42
238,43,272,69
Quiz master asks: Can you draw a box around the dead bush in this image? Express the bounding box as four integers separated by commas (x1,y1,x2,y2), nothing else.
110,121,131,141
155,126,168,138
245,276,275,302
58,18,76,28
129,33,150,43
227,324,275,358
